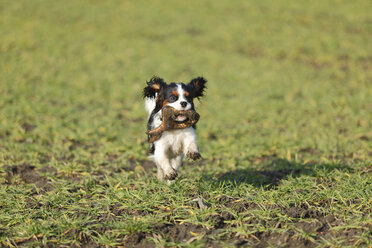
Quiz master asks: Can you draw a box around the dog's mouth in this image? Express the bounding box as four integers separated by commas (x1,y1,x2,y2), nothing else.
174,114,188,122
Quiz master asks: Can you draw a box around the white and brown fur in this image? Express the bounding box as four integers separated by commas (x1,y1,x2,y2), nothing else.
143,76,207,182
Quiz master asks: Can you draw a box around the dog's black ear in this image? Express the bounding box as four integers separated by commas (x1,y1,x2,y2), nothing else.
188,77,207,99
143,76,166,98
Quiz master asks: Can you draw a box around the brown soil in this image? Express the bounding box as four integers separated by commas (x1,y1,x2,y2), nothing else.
123,222,217,248
121,193,370,247
3,164,54,191
123,201,370,248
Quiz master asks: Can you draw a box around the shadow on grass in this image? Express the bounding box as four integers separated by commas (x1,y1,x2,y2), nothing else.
200,158,353,189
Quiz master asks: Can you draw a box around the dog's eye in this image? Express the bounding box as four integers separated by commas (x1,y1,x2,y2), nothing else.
169,95,177,102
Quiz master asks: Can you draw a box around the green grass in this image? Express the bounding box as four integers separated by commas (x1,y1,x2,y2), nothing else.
0,0,371,247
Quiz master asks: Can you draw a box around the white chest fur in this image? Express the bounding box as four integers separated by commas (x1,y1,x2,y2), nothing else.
155,128,196,156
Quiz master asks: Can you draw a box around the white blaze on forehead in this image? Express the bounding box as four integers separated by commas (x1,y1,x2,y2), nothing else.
174,84,186,120
177,84,186,102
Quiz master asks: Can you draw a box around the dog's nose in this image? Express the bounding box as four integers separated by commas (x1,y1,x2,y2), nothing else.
180,101,187,108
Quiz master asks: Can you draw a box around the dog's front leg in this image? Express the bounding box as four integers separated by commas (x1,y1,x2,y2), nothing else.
183,128,202,161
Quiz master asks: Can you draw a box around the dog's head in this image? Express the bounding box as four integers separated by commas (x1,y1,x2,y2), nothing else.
144,76,207,120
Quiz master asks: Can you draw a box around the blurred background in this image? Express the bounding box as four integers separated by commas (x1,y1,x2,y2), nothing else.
1,0,371,164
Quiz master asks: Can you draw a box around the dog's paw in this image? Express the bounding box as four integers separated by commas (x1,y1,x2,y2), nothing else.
164,169,178,180
187,152,202,161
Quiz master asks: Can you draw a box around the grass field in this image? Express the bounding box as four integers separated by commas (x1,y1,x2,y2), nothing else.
1,0,371,247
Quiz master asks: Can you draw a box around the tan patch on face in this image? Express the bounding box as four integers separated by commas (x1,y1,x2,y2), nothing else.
184,91,189,97
152,84,161,90
172,91,178,96
162,99,169,106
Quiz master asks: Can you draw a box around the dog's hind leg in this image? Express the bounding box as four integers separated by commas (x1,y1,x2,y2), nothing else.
170,155,183,172
156,165,164,180
154,148,178,181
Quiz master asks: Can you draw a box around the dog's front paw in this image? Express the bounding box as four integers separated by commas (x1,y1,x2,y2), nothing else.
164,169,178,180
187,152,202,161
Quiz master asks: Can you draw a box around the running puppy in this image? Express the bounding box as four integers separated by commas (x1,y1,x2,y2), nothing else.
143,76,207,182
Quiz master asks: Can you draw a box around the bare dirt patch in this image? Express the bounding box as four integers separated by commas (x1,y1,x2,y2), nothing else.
3,164,54,190
123,222,222,248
